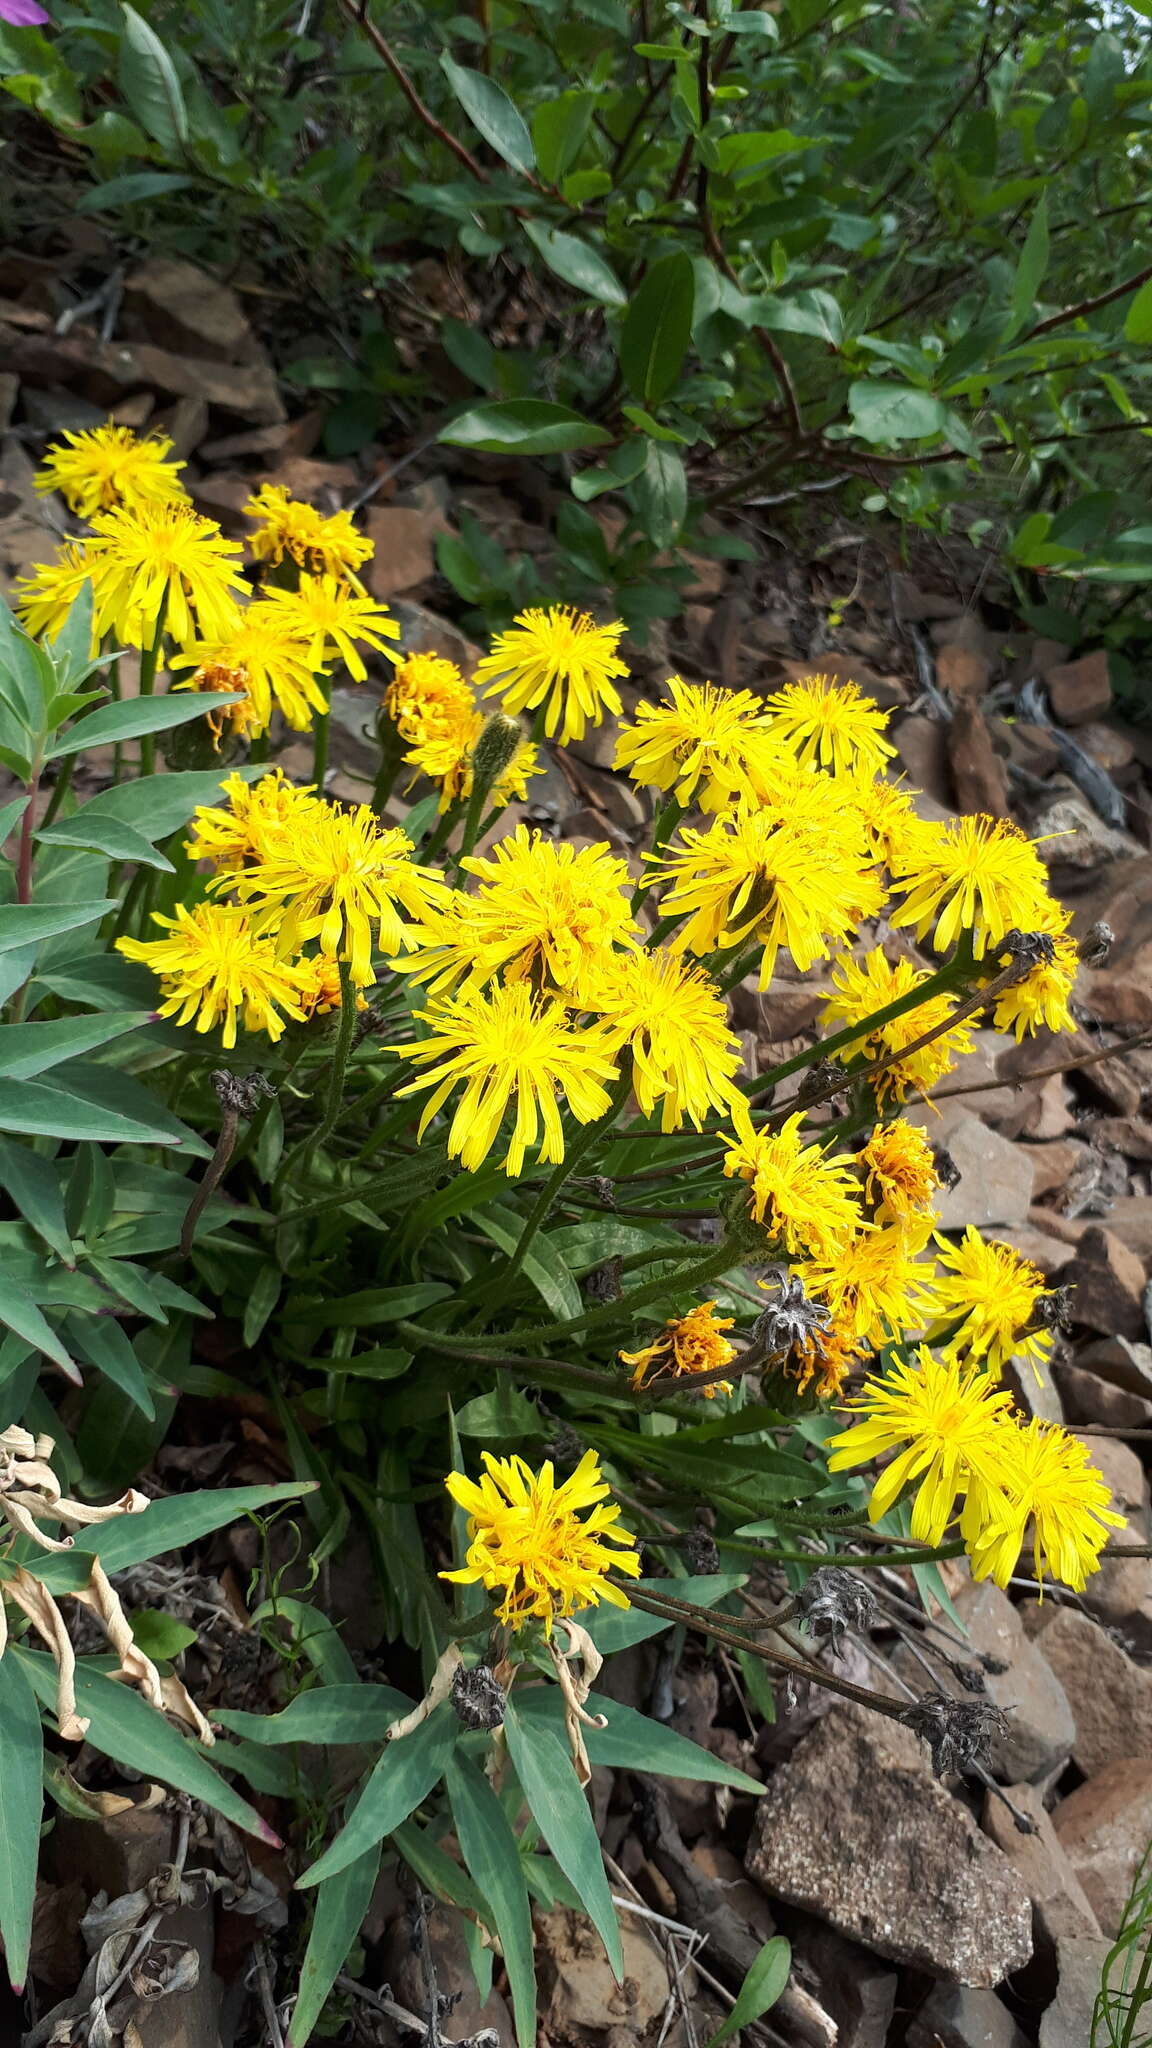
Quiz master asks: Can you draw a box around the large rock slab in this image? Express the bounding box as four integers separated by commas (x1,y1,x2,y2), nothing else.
1022,1602,1152,1777
930,1111,1035,1231
1052,1758,1152,1935
950,1578,1075,1784
745,1705,1033,1985
906,1983,1028,2048
981,1780,1102,1945
1039,1936,1115,2048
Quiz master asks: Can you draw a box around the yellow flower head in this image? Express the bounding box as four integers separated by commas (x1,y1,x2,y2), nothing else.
581,948,742,1133
295,953,369,1019
403,697,484,808
798,1214,939,1350
788,1326,859,1402
620,1302,736,1398
84,501,245,647
117,901,308,1050
652,798,884,990
170,659,254,743
15,546,101,646
930,1226,1057,1380
841,772,922,870
614,677,772,812
229,804,450,986
723,1103,863,1259
860,1120,941,1221
889,814,1054,960
35,426,187,519
172,604,326,735
392,979,619,1177
990,904,1079,1041
262,574,400,681
967,1420,1125,1592
400,826,638,997
385,651,476,744
820,948,977,1106
765,675,897,779
826,1345,1016,1544
475,604,628,745
186,768,322,873
442,1449,641,1632
244,483,374,584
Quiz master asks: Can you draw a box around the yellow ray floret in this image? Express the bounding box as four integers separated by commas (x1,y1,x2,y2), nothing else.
392,979,620,1176
929,1226,1057,1380
723,1102,863,1259
262,574,400,681
820,947,977,1106
620,1302,736,1398
966,1420,1125,1592
117,901,309,1050
826,1346,1016,1545
244,483,374,584
860,1120,941,1221
84,501,246,646
399,826,639,996
35,426,188,519
764,675,897,779
227,803,450,986
474,604,628,745
614,676,772,812
889,813,1055,959
171,604,327,734
442,1450,641,1631
580,947,742,1132
652,798,884,989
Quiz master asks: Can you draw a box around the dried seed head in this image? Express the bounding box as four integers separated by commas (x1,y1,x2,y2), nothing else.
544,1422,584,1473
573,1174,617,1210
898,1691,1010,1777
682,1526,720,1575
1078,921,1114,968
585,1257,623,1304
932,1144,962,1193
211,1070,276,1117
754,1270,831,1358
997,929,1057,978
450,1662,507,1732
793,1058,845,1108
796,1567,878,1654
1024,1285,1074,1335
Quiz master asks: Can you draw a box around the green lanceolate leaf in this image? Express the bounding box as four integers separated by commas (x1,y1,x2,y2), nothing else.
620,252,695,405
46,691,241,759
579,1574,746,1653
446,1752,536,2048
1124,275,1152,344
0,1653,44,1991
0,900,113,955
12,1649,281,1844
513,1688,763,1791
287,1846,381,2048
1007,192,1050,338
0,1141,72,1265
63,1313,155,1418
34,813,176,870
504,1699,623,1977
34,1481,314,1592
298,1701,458,1887
440,56,535,174
440,400,612,456
634,441,687,549
704,1937,791,2047
0,1277,77,1379
217,1683,412,1748
117,2,187,151
80,765,269,840
0,1011,150,1080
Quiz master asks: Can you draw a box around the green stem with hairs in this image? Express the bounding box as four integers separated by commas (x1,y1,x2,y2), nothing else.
312,674,332,791
630,795,683,913
137,597,169,778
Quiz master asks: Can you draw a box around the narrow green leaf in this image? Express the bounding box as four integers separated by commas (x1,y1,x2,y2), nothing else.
1007,192,1050,337
117,2,187,151
34,1481,313,1592
285,1283,452,1328
217,1683,411,1747
80,765,270,840
440,56,535,173
0,900,113,955
634,441,687,550
504,1700,623,1977
473,1206,582,1320
0,1011,150,1080
454,1384,544,1439
64,1314,155,1419
523,222,626,307
0,1654,43,1991
0,1141,72,1265
35,813,175,871
514,1689,763,1791
75,169,193,211
1124,275,1152,345
0,1277,77,1379
704,1938,791,2047
12,1649,281,1843
579,1575,746,1654
392,1819,489,1921
0,795,29,843
46,691,241,760
16,1062,209,1154
446,1753,536,2048
619,252,695,405
440,400,612,456
299,1703,458,1887
288,1847,381,2048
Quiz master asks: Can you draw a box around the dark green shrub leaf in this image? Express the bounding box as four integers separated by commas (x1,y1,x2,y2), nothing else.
523,222,626,306
620,252,695,405
1124,276,1152,344
440,56,535,174
0,1011,149,1080
130,1610,198,1661
440,400,612,455
117,4,187,152
533,90,596,183
847,381,949,443
634,442,687,549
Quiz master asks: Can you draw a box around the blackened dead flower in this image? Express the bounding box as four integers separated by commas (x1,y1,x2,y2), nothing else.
796,1567,878,1655
898,1691,1010,1777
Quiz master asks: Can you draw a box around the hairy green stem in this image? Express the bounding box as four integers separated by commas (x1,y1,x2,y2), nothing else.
312,674,332,791
137,598,169,778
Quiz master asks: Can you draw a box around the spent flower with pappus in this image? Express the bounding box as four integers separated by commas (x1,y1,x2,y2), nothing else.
620,1302,736,1396
474,604,628,745
442,1451,641,1629
34,425,188,519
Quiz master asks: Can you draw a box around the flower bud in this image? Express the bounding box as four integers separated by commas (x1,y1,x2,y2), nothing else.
470,712,525,798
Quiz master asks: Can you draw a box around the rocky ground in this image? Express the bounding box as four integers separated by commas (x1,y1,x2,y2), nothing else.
4,244,1152,2048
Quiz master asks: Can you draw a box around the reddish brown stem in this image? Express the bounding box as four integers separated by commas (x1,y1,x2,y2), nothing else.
338,0,490,183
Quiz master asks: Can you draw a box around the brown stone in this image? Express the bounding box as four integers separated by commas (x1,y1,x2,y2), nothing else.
538,1905,674,2041
1022,1603,1152,1777
1063,1224,1146,1338
1076,721,1136,773
384,1901,515,2048
1090,1117,1152,1162
1032,787,1142,875
1,319,285,423
891,573,965,622
364,505,439,598
893,713,953,807
150,393,209,458
938,642,992,702
1045,649,1111,726
1052,1757,1152,1934
789,1917,896,2048
949,1577,1075,1783
389,598,483,676
1000,717,1062,779
1026,1141,1091,1202
996,1225,1078,1278
982,1780,1102,1946
745,1704,1033,1985
1081,951,1152,1028
1072,1433,1152,1651
1039,1936,1116,2048
1094,1195,1152,1261
948,700,1011,816
124,257,254,362
906,1983,1028,2048
188,471,254,530
1054,1361,1152,1430
1078,1334,1152,1400
930,1111,1036,1230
